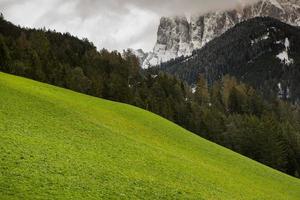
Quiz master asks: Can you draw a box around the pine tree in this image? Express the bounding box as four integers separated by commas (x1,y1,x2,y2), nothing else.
195,73,210,106
228,87,243,114
211,81,225,111
222,75,237,109
0,35,10,71
66,67,91,93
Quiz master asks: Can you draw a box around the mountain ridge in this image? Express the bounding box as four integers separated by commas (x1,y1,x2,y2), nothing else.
160,17,300,101
141,0,300,68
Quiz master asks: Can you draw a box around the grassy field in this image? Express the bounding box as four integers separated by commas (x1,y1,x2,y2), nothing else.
0,72,299,199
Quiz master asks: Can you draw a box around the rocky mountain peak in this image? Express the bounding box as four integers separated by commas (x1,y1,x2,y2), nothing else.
141,0,300,69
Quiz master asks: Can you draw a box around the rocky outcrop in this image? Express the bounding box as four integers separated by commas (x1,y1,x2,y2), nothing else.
142,0,300,68
160,17,300,101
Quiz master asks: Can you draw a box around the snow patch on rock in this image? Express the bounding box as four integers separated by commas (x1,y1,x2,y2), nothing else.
142,0,300,68
251,32,270,45
276,38,294,65
191,86,197,94
278,82,284,98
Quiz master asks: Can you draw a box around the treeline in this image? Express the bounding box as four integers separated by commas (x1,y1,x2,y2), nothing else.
0,16,299,177
160,17,300,102
191,74,300,176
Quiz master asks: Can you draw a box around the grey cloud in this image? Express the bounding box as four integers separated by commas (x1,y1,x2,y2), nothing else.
1,0,258,51
69,0,259,17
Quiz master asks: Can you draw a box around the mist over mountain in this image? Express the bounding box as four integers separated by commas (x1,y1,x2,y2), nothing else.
159,17,300,102
141,0,300,68
1,0,259,52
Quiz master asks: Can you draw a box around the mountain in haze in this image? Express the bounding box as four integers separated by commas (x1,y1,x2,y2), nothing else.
160,17,300,102
130,48,149,66
142,0,300,68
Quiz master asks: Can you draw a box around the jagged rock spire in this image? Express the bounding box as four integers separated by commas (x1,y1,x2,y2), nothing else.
142,0,300,68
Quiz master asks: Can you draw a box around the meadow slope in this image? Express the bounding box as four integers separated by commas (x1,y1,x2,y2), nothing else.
0,72,299,199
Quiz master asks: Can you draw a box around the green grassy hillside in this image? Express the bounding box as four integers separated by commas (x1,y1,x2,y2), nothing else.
0,72,299,199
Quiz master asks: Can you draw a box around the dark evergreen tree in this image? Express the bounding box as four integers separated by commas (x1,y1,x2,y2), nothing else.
0,16,299,177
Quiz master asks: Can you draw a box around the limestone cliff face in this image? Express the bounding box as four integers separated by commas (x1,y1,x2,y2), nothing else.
142,0,300,68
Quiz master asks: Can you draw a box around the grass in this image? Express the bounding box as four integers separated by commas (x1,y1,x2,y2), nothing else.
0,72,299,199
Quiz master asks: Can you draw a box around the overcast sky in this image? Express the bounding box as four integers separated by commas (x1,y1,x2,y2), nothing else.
0,0,257,51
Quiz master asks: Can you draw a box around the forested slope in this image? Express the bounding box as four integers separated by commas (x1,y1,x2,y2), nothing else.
0,72,300,199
